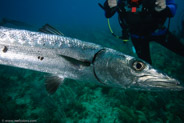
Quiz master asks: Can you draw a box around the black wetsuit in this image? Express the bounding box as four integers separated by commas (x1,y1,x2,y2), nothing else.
104,0,184,64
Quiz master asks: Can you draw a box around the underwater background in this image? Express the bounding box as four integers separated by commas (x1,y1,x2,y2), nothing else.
0,0,184,122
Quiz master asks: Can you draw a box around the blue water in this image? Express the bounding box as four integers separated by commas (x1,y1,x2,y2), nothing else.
0,0,184,122
0,0,107,32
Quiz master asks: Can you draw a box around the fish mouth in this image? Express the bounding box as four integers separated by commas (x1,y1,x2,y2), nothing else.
144,79,184,91
132,75,184,91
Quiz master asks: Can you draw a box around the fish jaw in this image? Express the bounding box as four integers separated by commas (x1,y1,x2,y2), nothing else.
130,66,184,91
93,49,184,91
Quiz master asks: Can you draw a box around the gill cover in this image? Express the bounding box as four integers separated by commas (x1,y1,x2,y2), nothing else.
93,49,138,88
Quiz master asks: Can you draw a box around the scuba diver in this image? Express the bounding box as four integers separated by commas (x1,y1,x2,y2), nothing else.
101,0,184,64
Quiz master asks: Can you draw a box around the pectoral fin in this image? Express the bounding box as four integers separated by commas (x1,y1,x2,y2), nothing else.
58,54,91,67
45,75,65,94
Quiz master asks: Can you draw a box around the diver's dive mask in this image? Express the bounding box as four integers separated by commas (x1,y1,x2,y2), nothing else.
128,0,142,12
128,0,142,7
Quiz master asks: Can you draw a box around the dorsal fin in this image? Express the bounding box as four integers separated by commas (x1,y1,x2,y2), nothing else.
39,24,64,36
0,18,33,27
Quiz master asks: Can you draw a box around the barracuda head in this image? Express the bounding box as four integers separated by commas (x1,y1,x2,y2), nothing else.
94,49,184,91
127,60,183,91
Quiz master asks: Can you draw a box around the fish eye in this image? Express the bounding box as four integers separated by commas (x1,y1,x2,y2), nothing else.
132,61,145,71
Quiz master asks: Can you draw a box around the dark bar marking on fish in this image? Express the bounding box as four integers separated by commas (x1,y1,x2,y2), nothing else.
38,56,44,61
2,46,8,53
40,57,44,60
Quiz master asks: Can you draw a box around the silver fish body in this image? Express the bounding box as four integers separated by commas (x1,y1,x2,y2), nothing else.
0,26,183,93
0,26,102,84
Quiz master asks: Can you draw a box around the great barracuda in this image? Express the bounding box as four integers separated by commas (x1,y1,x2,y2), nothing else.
0,26,183,94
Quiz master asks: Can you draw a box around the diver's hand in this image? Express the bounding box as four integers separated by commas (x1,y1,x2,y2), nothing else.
108,0,117,8
155,0,166,12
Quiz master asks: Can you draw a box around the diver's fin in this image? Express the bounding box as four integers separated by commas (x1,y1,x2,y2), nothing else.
39,24,64,36
98,3,105,10
45,75,65,94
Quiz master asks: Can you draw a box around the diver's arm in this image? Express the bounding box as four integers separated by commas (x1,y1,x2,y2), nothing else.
154,0,176,17
166,0,177,17
104,0,118,18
